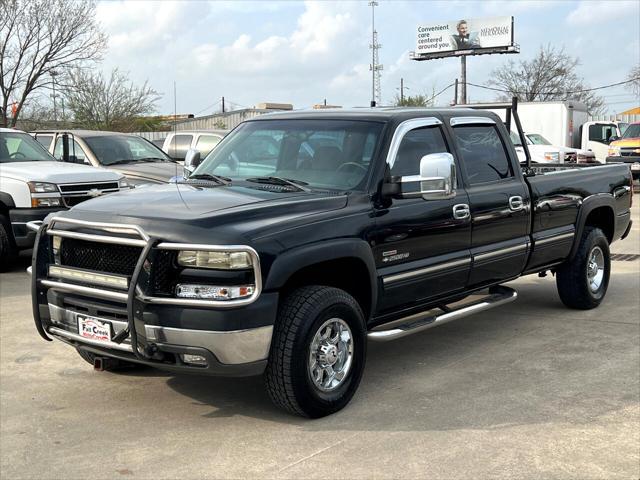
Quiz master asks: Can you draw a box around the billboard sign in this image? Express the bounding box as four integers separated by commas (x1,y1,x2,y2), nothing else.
415,16,513,57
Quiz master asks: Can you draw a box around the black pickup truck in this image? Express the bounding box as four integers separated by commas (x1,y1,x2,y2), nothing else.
30,104,634,418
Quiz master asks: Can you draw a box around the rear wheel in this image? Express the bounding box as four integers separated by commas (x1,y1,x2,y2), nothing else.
556,227,610,309
0,214,17,272
265,286,367,418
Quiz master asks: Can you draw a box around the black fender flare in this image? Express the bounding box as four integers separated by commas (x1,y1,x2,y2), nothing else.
568,194,615,261
0,192,16,214
264,238,378,316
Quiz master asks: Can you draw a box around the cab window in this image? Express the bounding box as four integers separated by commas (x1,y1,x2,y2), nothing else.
391,126,449,177
453,125,513,184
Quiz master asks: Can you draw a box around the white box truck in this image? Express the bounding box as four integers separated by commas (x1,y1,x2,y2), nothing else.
508,101,622,163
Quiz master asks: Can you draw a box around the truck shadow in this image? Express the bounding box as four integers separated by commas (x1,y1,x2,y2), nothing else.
164,272,639,431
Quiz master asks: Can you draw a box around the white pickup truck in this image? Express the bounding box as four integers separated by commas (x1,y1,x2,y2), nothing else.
510,131,595,164
0,128,130,268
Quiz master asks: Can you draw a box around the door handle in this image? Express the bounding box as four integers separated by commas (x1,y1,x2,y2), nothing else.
509,196,524,211
453,203,470,220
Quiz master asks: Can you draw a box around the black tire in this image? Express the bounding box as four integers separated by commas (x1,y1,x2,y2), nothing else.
556,227,610,310
0,214,17,272
265,286,367,418
76,348,142,371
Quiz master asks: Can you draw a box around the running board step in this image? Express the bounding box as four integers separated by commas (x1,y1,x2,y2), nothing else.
368,285,517,342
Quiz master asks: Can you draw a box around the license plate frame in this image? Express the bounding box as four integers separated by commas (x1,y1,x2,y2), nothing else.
77,315,112,342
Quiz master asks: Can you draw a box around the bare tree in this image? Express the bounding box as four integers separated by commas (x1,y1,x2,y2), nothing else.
487,45,605,115
626,64,640,97
64,68,161,131
0,0,106,127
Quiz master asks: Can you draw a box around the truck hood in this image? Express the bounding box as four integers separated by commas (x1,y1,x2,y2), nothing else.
69,182,347,227
0,161,122,183
610,138,640,147
108,161,180,184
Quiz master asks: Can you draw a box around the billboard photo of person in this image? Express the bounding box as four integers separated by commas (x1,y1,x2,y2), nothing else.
450,20,480,49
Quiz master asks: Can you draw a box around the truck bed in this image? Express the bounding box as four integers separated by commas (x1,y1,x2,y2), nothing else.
523,163,632,272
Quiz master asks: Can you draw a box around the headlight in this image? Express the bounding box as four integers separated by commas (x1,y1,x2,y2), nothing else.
28,182,58,193
543,152,560,162
175,284,255,300
118,178,135,189
177,250,252,269
608,146,621,157
31,197,62,207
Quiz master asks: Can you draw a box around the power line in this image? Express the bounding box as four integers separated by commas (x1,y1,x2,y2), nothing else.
193,100,221,116
465,78,638,96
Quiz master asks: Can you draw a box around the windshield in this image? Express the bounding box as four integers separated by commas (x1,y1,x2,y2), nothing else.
193,119,383,191
526,133,552,145
0,131,57,163
83,134,172,166
621,123,640,139
618,123,629,136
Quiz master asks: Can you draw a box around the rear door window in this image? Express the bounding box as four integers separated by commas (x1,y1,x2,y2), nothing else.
453,125,513,184
53,137,89,163
166,134,193,160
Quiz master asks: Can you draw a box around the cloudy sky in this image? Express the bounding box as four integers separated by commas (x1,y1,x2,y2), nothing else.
95,0,639,116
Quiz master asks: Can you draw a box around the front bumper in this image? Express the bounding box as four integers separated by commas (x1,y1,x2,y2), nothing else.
9,207,66,249
31,216,277,377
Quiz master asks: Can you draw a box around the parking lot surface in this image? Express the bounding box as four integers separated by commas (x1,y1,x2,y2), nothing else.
1,206,639,479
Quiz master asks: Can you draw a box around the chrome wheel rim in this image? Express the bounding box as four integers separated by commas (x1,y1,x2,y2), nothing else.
587,246,605,292
308,318,353,392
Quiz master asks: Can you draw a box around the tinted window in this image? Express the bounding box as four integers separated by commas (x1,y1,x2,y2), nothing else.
588,124,617,144
166,134,193,160
391,126,448,177
83,135,170,165
195,135,222,156
197,120,383,191
454,125,513,184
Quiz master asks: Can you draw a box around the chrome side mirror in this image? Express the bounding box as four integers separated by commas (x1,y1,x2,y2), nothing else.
183,149,201,178
384,152,456,200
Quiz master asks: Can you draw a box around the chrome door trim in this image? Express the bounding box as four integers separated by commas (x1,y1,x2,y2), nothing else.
473,243,527,262
450,116,496,127
535,232,574,245
385,117,443,169
383,257,471,285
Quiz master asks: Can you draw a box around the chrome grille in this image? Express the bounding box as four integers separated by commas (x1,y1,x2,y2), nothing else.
620,148,639,157
57,181,120,207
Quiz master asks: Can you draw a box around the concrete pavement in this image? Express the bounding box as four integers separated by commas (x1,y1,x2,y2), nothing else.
1,206,638,479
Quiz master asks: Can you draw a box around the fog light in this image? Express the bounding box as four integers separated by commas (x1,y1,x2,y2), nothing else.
175,284,255,300
180,354,208,366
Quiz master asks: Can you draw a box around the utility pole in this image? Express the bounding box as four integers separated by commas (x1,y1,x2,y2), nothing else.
51,70,59,123
221,96,225,113
460,57,467,105
400,78,404,103
454,78,459,105
369,1,383,107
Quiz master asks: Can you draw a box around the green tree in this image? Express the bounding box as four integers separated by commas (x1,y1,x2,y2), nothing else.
0,0,106,127
64,68,161,131
487,45,605,115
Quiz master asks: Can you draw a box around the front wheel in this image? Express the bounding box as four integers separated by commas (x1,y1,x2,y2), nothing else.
265,286,367,418
0,214,17,272
556,227,610,309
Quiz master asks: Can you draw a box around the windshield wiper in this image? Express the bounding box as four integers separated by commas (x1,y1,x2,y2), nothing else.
245,176,310,192
136,156,178,163
186,173,231,185
107,159,139,165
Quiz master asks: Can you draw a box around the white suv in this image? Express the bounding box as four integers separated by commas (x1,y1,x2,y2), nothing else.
0,128,129,268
